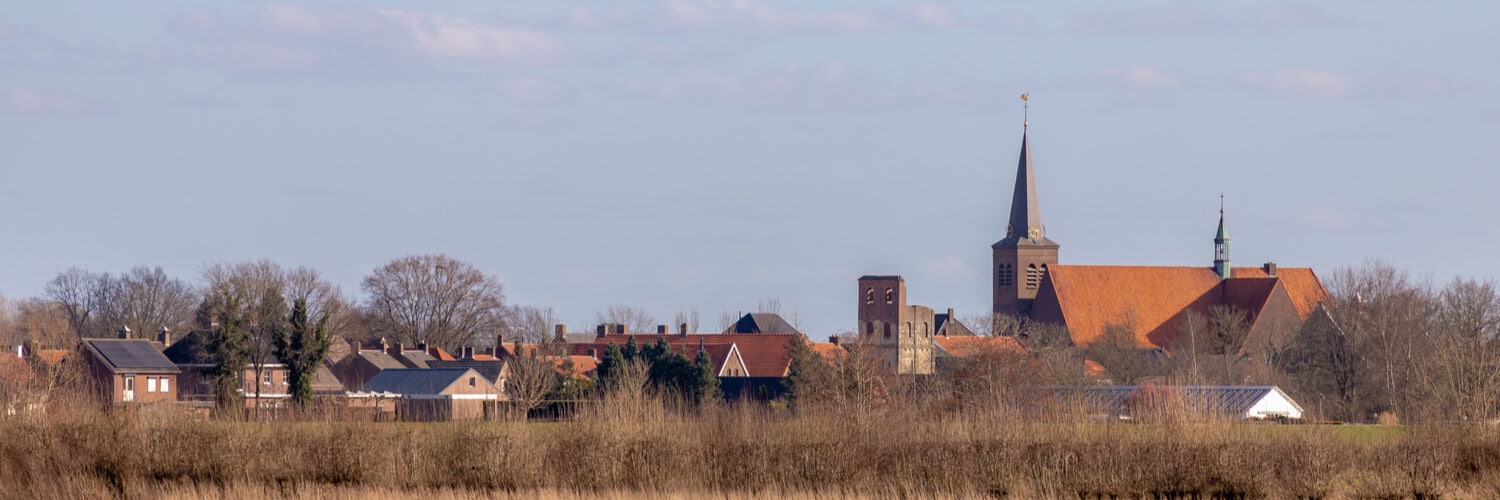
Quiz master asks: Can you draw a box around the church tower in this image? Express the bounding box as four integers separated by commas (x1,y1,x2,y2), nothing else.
992,100,1059,317
1214,199,1231,279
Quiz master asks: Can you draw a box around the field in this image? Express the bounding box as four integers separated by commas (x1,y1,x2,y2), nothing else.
4,400,1500,500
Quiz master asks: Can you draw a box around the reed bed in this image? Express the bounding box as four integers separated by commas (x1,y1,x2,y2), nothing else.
3,399,1499,499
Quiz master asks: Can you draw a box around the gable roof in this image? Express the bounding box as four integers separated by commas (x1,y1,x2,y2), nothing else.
311,364,345,393
1041,385,1303,418
1039,265,1328,348
428,359,505,384
934,313,975,337
365,368,485,395
726,313,800,334
82,339,180,373
573,333,800,378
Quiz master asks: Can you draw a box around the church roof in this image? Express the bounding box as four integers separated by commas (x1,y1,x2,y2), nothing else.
995,129,1058,248
933,335,1027,358
1038,265,1329,348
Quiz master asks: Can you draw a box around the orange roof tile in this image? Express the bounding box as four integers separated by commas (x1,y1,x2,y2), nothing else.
36,349,67,366
933,336,1028,357
1231,267,1330,320
808,342,844,362
1042,265,1329,348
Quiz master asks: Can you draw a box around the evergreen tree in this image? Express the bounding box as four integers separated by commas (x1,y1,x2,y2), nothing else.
208,291,248,413
271,298,332,408
598,343,626,392
623,337,639,361
785,335,831,413
694,347,722,408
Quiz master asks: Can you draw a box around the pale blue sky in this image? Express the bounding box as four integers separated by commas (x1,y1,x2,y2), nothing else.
3,1,1496,337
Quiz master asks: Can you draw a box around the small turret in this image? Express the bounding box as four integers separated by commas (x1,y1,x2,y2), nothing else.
1214,197,1231,280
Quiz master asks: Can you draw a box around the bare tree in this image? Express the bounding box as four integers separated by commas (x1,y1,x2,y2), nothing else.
511,305,560,343
673,309,700,334
1420,277,1500,421
0,294,16,346
44,268,110,338
504,345,559,420
756,297,782,316
716,311,738,332
1085,313,1158,385
97,266,198,340
595,305,654,333
362,254,509,349
1326,259,1434,421
14,299,74,349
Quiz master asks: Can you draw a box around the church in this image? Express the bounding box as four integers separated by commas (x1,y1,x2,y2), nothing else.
992,118,1331,352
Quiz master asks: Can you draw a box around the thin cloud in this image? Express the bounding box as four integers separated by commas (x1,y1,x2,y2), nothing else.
1069,6,1220,35
163,5,565,74
1244,68,1352,98
565,1,962,33
376,10,562,62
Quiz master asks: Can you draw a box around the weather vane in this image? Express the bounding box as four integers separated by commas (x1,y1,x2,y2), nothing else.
1220,193,1225,215
1021,93,1030,129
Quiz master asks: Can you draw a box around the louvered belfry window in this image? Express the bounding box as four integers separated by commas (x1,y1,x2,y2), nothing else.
1026,264,1041,290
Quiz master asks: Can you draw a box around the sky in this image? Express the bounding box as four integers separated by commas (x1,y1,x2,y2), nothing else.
2,1,1497,338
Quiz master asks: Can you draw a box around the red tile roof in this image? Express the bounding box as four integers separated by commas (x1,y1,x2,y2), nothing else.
569,334,798,378
808,342,845,362
933,335,1028,357
1042,265,1329,348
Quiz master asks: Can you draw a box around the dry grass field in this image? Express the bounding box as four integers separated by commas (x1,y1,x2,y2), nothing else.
4,396,1500,500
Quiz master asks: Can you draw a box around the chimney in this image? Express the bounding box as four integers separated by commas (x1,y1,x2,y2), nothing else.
1264,262,1278,277
830,335,841,347
158,326,171,347
656,324,669,334
588,348,597,358
117,325,130,339
395,343,404,356
351,339,362,355
618,324,628,335
947,308,955,318
463,346,473,359
596,325,606,338
679,323,689,337
417,341,428,353
554,324,567,342
379,337,388,350
495,334,504,355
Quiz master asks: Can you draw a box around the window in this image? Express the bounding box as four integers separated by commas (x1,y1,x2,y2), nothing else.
160,377,169,393
865,322,874,336
998,264,1014,287
124,377,134,392
147,377,157,393
469,377,476,387
906,322,913,338
1026,264,1041,290
263,371,273,385
865,288,874,304
884,288,893,304
883,323,892,338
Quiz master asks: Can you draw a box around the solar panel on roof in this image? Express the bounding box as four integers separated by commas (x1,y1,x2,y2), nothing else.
89,340,179,371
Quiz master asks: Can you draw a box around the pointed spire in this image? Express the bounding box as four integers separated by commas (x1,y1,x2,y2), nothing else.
1006,123,1045,242
1214,195,1231,280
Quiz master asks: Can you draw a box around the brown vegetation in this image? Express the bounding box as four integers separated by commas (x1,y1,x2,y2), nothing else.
6,394,1500,499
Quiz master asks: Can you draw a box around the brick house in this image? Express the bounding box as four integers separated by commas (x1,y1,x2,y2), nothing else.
79,338,180,405
363,368,500,421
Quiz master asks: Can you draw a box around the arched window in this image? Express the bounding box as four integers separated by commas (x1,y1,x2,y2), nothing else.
865,287,874,304
998,263,1014,287
883,323,892,338
884,288,894,304
906,322,913,337
865,322,874,336
1026,263,1041,290
920,322,928,337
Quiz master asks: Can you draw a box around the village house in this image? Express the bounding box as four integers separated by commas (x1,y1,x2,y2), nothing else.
1043,385,1305,421
79,337,179,405
563,325,798,400
362,367,500,421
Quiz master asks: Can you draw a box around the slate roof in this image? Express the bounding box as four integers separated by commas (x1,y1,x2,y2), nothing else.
83,339,180,373
934,314,975,337
387,347,436,368
365,368,479,395
429,359,505,384
726,313,800,334
351,350,406,370
1037,265,1330,348
162,330,214,365
311,364,345,393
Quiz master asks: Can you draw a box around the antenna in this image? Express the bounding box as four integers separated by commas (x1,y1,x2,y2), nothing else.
1020,93,1030,130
